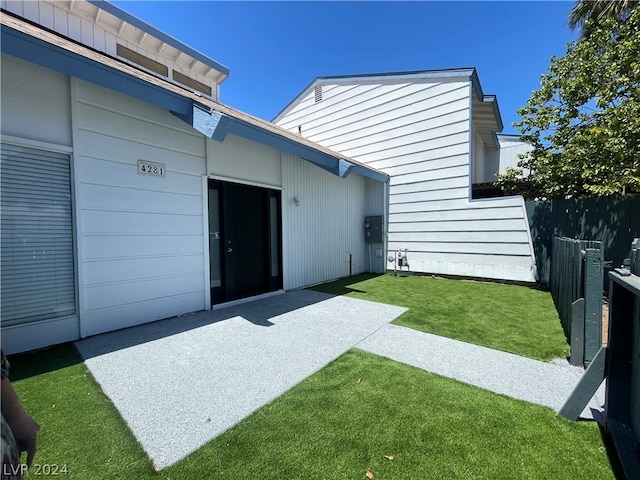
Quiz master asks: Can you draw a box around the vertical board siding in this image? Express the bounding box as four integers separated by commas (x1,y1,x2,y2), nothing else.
365,177,386,216
497,135,533,175
74,80,207,337
281,152,373,289
483,145,500,182
4,1,113,58
4,0,218,100
472,129,485,184
276,77,536,282
365,178,387,273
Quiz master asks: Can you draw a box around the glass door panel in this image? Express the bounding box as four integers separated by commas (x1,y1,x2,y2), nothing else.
208,182,223,303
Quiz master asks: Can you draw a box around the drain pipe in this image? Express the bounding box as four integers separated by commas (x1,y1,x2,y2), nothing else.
349,252,353,276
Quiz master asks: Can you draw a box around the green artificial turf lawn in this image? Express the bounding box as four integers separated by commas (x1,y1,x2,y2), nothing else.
310,273,570,362
9,346,613,479
7,345,156,480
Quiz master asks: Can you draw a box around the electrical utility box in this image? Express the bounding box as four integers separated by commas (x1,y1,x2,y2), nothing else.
364,216,383,244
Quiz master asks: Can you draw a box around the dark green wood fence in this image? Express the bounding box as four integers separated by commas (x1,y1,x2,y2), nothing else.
526,195,640,286
550,237,603,366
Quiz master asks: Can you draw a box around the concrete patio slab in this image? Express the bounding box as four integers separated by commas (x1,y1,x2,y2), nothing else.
74,290,407,469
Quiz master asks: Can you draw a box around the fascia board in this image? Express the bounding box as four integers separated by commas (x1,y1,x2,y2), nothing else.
316,68,476,85
1,22,192,117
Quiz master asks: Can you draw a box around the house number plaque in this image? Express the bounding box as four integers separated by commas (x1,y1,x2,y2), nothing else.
138,160,166,177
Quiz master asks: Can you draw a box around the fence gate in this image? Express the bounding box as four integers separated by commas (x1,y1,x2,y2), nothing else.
550,237,603,366
559,239,640,479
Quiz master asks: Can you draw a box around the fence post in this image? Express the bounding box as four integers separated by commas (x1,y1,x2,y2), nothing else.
583,248,603,364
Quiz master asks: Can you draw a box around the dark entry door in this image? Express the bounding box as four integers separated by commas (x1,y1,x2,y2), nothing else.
208,180,281,304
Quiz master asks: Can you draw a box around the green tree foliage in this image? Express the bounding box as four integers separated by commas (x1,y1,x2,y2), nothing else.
498,7,640,198
569,0,638,37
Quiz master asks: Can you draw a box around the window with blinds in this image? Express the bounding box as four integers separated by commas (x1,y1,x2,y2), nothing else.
1,143,75,327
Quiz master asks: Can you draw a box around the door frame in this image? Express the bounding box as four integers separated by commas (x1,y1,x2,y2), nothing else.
205,177,283,306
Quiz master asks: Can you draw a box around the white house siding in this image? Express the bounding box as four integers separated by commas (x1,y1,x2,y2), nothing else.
483,145,500,182
73,80,207,337
2,1,119,58
276,77,537,282
1,0,220,100
206,134,281,188
497,134,533,177
472,128,485,184
0,54,72,146
365,177,387,273
205,135,384,289
0,55,78,353
280,152,373,289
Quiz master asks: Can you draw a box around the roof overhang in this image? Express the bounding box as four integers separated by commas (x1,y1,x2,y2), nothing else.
0,12,388,184
472,93,502,149
470,70,503,149
87,0,229,83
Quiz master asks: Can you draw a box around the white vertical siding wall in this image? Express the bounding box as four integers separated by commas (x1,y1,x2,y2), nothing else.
281,152,372,289
483,145,500,182
2,0,118,57
276,77,536,282
1,0,219,100
73,80,207,337
472,129,485,184
497,135,533,177
365,178,387,273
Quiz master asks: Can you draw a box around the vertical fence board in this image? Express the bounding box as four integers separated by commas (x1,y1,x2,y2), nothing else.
570,298,585,366
551,237,603,366
527,195,640,285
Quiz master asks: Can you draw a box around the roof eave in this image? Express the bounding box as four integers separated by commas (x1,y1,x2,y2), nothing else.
1,12,387,184
88,0,230,79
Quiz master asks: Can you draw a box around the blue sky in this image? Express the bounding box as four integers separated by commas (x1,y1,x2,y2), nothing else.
111,1,578,134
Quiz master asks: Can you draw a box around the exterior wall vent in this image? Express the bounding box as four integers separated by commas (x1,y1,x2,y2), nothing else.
314,84,323,103
117,44,168,77
173,70,212,96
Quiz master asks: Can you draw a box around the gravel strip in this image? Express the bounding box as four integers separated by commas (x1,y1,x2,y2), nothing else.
357,324,605,418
